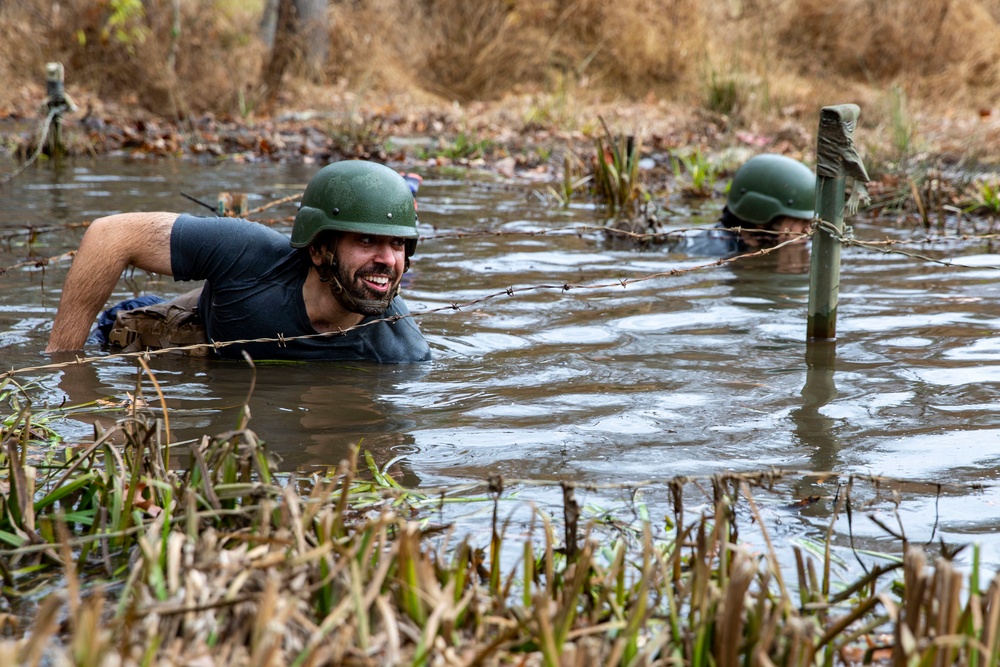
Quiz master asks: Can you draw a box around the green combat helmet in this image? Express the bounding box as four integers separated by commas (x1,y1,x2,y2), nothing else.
726,154,816,226
291,160,419,253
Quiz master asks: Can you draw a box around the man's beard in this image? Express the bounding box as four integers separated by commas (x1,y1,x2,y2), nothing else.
331,262,399,316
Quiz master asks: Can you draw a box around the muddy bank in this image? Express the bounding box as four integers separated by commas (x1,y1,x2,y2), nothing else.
3,84,998,171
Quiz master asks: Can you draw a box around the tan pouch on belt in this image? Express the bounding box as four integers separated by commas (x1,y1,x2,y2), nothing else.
107,287,210,356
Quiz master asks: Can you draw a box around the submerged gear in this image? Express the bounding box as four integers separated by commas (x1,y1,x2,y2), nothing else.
92,294,165,345
725,154,815,227
106,288,210,356
291,160,419,253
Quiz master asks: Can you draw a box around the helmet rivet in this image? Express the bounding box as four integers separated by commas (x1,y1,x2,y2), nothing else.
332,207,340,215
387,212,393,219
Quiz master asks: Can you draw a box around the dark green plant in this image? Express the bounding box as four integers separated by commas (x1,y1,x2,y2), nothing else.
592,119,645,219
547,151,591,207
671,148,719,198
705,70,741,117
963,175,1000,215
435,132,495,160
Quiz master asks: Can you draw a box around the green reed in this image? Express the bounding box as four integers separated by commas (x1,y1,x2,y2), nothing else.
671,148,719,198
592,118,645,219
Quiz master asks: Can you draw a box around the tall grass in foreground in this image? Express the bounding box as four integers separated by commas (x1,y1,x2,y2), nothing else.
0,381,998,665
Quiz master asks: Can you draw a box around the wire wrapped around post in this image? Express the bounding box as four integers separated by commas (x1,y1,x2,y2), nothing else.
807,104,870,340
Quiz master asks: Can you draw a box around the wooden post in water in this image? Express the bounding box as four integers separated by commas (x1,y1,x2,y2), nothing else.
807,104,870,340
45,62,69,158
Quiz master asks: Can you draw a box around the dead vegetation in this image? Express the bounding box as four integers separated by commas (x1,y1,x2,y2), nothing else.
1,0,999,144
0,374,998,666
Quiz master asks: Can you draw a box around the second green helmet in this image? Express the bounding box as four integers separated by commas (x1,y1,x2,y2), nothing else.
726,154,816,226
291,160,418,248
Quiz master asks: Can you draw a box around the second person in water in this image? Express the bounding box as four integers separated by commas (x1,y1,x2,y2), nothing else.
674,153,816,271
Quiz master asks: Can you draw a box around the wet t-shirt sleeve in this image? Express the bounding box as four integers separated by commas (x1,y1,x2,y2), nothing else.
171,214,292,283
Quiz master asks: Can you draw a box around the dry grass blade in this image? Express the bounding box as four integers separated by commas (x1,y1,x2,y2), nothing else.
375,593,402,665
715,547,756,667
984,573,1000,667
15,592,62,667
5,427,34,534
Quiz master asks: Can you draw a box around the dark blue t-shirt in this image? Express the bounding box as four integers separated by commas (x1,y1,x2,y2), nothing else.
170,214,431,363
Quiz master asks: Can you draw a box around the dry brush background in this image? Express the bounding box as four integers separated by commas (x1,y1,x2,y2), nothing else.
2,0,1000,162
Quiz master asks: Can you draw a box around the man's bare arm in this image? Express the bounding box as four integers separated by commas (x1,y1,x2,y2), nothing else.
46,212,180,352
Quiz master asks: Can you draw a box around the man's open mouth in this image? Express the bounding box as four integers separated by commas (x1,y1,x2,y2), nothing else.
360,274,392,292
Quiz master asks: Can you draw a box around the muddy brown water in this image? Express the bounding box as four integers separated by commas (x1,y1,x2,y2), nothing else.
4,157,1000,572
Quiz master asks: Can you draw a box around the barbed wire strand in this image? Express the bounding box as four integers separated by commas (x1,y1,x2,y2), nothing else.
7,213,1000,245
1,235,818,379
812,219,967,268
401,469,994,497
0,467,979,560
6,221,1000,276
0,251,76,276
247,192,301,215
9,219,1000,379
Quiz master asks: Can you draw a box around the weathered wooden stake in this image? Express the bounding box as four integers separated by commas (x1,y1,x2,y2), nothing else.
45,62,68,158
807,104,869,340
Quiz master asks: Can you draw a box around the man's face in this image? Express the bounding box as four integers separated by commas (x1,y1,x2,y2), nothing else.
327,232,407,315
738,216,812,248
770,216,812,244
